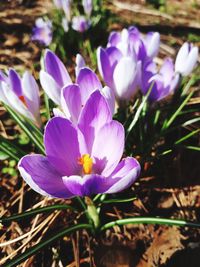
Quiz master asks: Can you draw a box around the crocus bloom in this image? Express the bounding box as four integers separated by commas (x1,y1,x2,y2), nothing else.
0,69,41,125
72,16,91,32
62,18,69,32
32,18,52,46
175,42,199,76
107,27,160,63
40,50,115,118
82,0,93,17
18,91,140,198
141,59,180,101
59,69,115,122
97,29,141,100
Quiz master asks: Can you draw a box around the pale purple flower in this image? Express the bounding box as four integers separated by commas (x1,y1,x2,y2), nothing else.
18,91,140,198
82,0,93,17
72,16,91,32
175,42,199,76
97,32,141,100
107,27,160,63
141,59,180,101
32,18,52,46
40,50,115,118
0,69,41,125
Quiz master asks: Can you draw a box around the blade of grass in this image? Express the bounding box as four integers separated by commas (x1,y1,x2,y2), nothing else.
126,83,153,137
3,224,92,267
175,129,200,145
101,196,137,204
100,217,200,232
162,91,193,130
5,105,45,154
0,204,77,223
0,136,25,161
184,145,200,152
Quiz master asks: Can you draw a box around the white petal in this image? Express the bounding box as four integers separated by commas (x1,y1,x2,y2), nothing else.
40,70,61,105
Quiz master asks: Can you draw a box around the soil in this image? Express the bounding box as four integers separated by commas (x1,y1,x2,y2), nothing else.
0,0,200,266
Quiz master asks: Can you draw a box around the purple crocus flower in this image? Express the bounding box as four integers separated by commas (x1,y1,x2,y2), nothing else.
0,69,41,125
97,29,141,100
32,18,52,46
40,50,115,119
82,0,93,17
107,27,160,63
175,42,199,76
18,91,140,198
72,16,91,32
141,59,180,101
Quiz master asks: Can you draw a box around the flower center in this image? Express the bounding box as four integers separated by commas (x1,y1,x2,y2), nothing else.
19,95,27,107
78,154,93,175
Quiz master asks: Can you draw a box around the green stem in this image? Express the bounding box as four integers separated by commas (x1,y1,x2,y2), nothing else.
0,204,76,223
100,217,200,232
85,197,100,229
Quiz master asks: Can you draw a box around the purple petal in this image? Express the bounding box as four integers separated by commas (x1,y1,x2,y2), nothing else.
145,32,160,58
8,69,22,97
44,117,82,176
22,71,40,123
75,53,86,77
44,50,72,88
97,47,113,89
76,67,102,105
61,84,82,123
105,157,141,193
78,90,112,153
160,58,174,86
92,120,124,176
108,31,121,47
101,86,115,115
106,46,123,67
62,174,115,196
18,154,73,198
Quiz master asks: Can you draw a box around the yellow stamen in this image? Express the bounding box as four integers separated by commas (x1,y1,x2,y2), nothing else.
19,95,27,107
78,154,93,175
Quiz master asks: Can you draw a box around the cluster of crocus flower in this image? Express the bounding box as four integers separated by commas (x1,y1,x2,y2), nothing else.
0,25,199,200
97,26,199,102
53,0,92,33
32,18,53,46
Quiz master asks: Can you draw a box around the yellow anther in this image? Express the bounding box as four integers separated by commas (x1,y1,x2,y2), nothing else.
78,154,93,175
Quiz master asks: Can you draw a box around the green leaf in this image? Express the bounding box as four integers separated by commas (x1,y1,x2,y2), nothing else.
126,84,153,136
101,196,137,204
162,91,193,130
3,224,92,267
175,129,200,145
100,217,200,232
0,136,25,161
5,105,45,154
0,204,77,223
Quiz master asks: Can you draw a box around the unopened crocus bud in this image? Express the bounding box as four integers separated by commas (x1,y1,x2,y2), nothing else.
82,0,93,17
175,42,199,76
75,54,86,77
